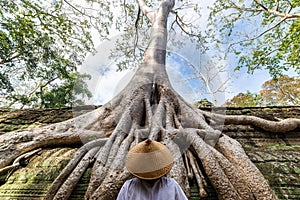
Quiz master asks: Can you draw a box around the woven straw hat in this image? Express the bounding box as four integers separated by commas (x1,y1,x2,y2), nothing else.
125,139,174,180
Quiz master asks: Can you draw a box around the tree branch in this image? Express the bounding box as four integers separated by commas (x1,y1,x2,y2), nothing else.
123,0,128,23
63,0,96,19
254,0,300,19
228,16,288,51
0,54,21,65
172,11,201,38
135,0,154,22
275,0,279,11
133,6,141,57
250,16,288,41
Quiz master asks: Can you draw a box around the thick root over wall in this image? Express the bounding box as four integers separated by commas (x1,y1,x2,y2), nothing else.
1,81,299,200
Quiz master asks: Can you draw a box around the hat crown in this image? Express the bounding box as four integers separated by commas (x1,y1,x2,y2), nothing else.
130,139,161,153
125,139,174,180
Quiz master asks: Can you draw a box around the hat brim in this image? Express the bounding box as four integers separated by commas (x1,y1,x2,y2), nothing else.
127,162,173,180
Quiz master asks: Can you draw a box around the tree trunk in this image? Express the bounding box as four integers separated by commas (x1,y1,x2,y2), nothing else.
1,0,299,199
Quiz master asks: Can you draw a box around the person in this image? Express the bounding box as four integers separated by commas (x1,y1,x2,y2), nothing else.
117,139,188,200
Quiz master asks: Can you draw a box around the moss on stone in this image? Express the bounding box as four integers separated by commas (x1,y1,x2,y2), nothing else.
266,143,300,151
0,148,77,199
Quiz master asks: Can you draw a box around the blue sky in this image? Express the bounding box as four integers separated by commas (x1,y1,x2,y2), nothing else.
78,0,298,106
80,34,284,106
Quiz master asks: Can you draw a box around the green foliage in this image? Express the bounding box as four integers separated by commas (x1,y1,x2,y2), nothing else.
38,73,92,108
208,0,300,77
260,76,300,106
226,91,262,107
110,0,156,71
0,0,113,108
227,76,300,106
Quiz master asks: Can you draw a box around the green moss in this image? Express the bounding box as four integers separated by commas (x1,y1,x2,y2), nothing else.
0,124,27,133
242,144,256,151
0,148,78,199
294,166,300,174
266,143,300,151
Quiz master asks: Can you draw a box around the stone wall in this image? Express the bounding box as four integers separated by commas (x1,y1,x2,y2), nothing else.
0,106,299,199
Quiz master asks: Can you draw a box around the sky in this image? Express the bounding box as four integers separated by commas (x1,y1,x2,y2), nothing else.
78,0,297,106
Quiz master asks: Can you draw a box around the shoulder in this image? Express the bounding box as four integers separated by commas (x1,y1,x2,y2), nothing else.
118,178,139,198
160,177,180,186
162,177,188,199
122,177,140,188
124,177,139,185
161,176,177,183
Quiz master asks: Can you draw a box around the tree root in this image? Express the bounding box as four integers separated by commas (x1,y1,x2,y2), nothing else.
216,135,278,199
0,148,42,180
1,81,298,199
186,150,207,198
53,146,100,200
45,138,107,200
0,107,111,169
164,136,190,196
186,131,242,199
89,126,136,199
202,110,300,132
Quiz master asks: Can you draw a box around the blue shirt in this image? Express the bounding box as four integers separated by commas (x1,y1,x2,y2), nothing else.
117,177,188,200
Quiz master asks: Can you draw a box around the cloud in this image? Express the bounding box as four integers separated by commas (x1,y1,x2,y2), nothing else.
166,57,198,104
78,0,236,106
92,66,134,105
79,36,134,105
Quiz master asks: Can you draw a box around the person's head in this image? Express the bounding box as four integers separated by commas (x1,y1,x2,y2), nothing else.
125,139,174,180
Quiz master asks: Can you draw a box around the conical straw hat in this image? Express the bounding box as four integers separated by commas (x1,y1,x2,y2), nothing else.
125,139,174,180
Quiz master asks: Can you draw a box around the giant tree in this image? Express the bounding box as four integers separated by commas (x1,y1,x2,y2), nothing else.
1,0,300,199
